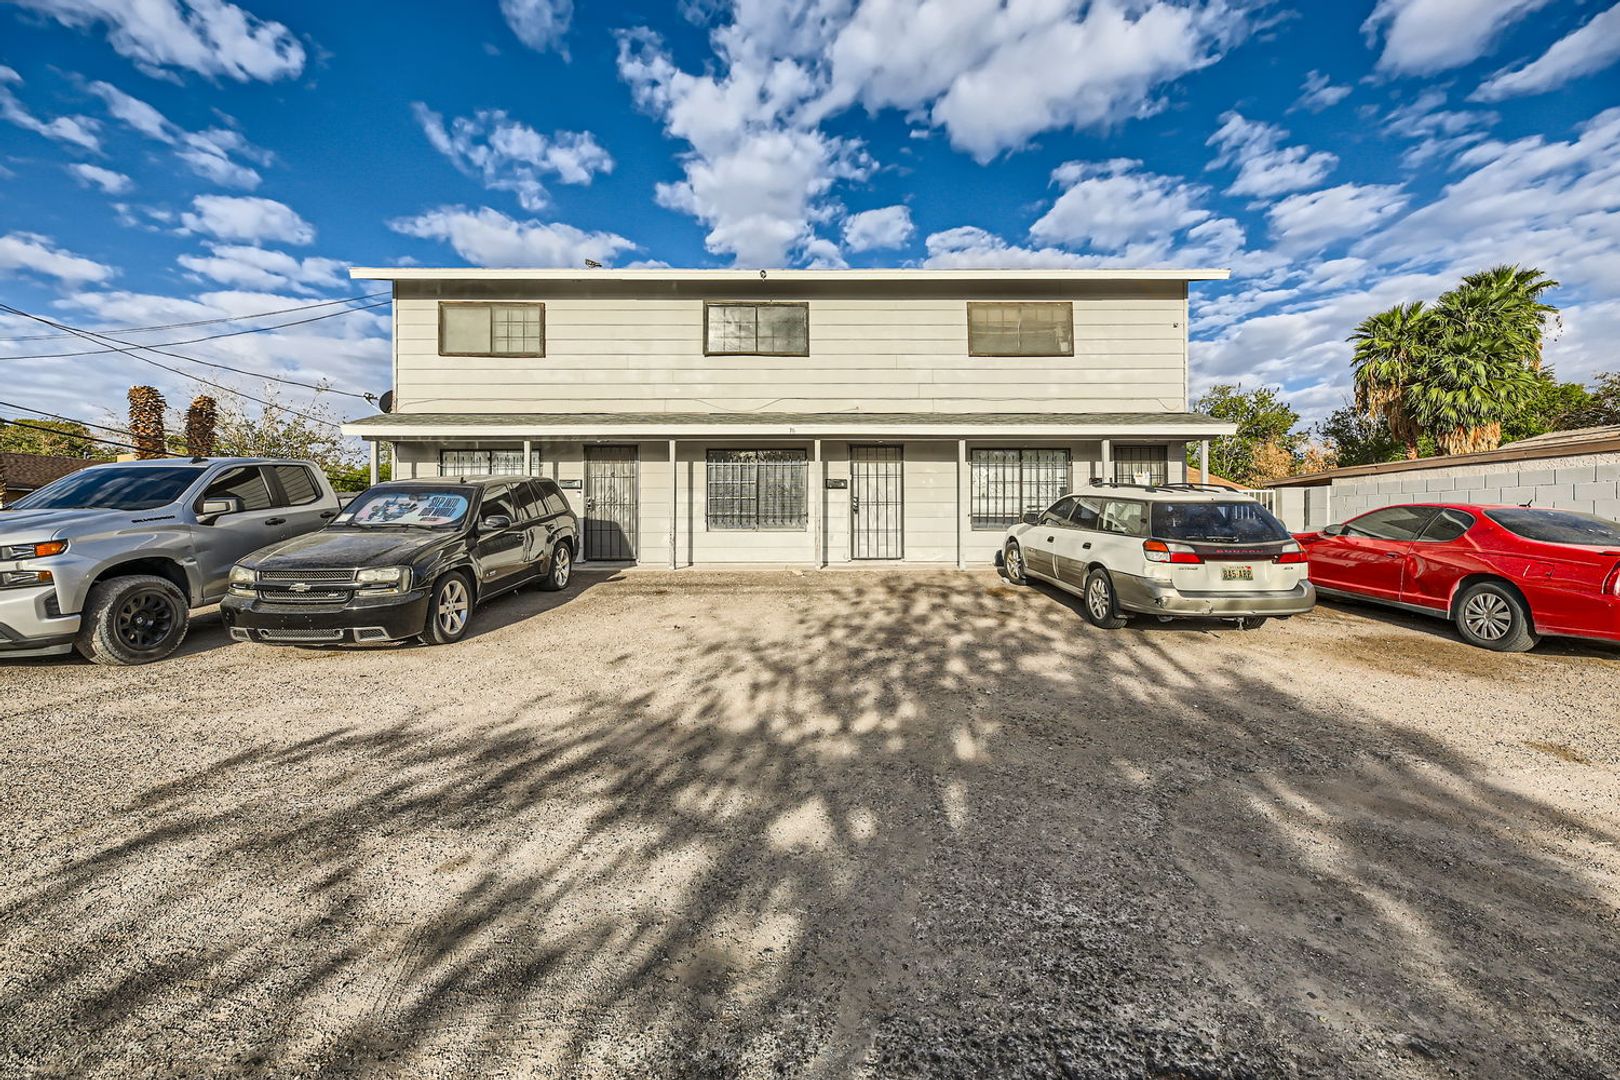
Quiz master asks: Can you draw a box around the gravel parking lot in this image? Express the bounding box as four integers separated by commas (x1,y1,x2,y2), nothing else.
1,569,1617,1078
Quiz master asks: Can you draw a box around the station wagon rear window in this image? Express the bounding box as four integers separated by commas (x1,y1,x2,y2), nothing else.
1151,501,1291,543
339,489,471,528
1485,508,1620,545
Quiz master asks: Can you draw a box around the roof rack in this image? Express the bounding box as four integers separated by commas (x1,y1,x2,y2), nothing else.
1156,482,1235,494
1085,479,1237,494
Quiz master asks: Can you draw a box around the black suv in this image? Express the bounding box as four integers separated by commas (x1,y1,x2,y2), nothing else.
221,476,578,647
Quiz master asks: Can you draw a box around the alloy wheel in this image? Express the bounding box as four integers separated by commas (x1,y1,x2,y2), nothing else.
1087,578,1110,620
553,546,571,587
114,589,178,651
1005,546,1022,579
1462,592,1512,641
436,578,469,636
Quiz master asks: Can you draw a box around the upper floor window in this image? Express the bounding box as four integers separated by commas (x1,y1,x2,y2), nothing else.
967,302,1074,356
439,302,544,357
705,302,809,356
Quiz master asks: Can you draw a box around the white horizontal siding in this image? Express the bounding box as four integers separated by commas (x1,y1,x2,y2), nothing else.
393,291,1189,415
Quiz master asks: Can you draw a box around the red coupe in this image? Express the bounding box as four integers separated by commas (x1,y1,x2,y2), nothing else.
1297,503,1620,651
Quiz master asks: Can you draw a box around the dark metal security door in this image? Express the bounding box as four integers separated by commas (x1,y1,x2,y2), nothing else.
850,445,904,559
584,445,638,561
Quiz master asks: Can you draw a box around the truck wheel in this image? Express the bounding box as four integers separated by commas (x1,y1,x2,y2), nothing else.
539,541,572,591
419,571,473,646
75,575,191,666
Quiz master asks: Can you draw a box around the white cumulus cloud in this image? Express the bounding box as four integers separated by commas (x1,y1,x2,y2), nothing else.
1206,112,1338,198
500,0,573,54
842,205,914,252
413,103,612,212
176,243,345,293
388,206,637,267
0,66,101,151
1293,70,1350,112
1267,183,1410,253
0,231,115,283
179,195,314,245
1362,0,1552,75
13,0,305,82
87,81,270,188
1472,2,1620,101
67,162,133,194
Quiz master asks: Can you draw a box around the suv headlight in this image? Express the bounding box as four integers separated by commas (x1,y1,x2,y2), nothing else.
228,565,257,587
355,566,409,593
1,540,67,560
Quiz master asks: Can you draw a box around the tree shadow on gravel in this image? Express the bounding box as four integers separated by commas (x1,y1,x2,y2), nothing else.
0,572,1616,1078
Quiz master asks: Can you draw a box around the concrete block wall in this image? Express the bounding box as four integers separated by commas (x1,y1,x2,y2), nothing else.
1273,452,1620,530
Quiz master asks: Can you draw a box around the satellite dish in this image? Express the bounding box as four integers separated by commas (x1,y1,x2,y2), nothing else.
378,390,394,414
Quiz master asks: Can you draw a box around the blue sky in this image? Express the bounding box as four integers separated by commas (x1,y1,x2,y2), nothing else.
2,0,1618,435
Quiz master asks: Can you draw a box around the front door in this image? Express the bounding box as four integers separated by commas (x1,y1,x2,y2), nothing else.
584,445,638,561
850,445,903,559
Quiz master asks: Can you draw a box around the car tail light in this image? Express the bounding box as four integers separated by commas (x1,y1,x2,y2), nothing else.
1274,541,1308,565
1605,561,1620,596
1144,539,1203,565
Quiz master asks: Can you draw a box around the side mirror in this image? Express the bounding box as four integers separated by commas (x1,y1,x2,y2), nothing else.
1321,522,1346,537
198,496,242,522
1021,509,1041,526
481,514,513,532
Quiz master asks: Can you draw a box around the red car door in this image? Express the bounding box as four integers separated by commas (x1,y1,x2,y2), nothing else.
1307,505,1440,601
1400,507,1479,612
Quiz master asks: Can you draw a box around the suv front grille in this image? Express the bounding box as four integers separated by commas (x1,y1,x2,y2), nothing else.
255,589,351,605
258,568,359,583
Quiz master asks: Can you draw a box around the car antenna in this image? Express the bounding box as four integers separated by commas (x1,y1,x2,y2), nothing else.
1519,498,1534,508
191,455,207,463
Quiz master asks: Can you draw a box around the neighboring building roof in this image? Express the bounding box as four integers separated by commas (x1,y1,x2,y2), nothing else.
1498,424,1620,451
343,411,1238,439
350,266,1231,283
1186,466,1242,489
1,452,91,493
1267,427,1620,487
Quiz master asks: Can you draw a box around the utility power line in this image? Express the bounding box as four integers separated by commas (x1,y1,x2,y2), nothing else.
0,414,148,455
0,291,390,342
0,305,360,426
0,299,390,360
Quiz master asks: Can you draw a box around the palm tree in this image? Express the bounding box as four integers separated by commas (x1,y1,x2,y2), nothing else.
1418,269,1557,453
1349,302,1429,460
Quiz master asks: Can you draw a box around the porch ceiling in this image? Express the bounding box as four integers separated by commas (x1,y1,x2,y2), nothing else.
342,411,1236,440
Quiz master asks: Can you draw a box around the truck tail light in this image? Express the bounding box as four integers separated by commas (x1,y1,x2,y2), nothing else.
1274,541,1308,565
1144,539,1203,565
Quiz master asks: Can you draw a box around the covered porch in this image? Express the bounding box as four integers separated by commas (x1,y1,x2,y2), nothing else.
342,412,1236,569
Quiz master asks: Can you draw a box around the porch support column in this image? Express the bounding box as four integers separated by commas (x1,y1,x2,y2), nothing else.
1101,438,1113,485
956,439,968,570
812,439,824,568
368,440,379,487
1199,439,1210,486
668,439,678,570
522,439,533,476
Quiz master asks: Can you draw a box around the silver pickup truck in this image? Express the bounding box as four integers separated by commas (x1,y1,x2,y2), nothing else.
0,457,341,665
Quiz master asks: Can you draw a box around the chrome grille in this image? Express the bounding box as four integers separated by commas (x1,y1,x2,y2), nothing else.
257,568,358,583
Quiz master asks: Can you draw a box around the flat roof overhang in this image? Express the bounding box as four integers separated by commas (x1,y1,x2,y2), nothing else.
349,267,1231,284
342,411,1238,440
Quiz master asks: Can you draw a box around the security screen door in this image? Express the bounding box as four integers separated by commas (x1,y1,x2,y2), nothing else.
850,445,904,559
584,445,638,561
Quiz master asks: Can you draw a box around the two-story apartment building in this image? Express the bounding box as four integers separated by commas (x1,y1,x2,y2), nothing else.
341,267,1235,569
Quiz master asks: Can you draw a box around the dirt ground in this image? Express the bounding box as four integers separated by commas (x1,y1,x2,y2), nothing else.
1,569,1617,1079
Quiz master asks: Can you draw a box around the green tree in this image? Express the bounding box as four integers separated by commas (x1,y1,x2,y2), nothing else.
1499,372,1593,443
0,418,115,460
1349,301,1429,460
1314,405,1410,467
1188,384,1304,486
208,385,365,487
1348,265,1561,457
1562,372,1620,428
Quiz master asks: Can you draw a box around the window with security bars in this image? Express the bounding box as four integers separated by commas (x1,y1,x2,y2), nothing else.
1113,445,1169,486
439,303,544,357
706,449,808,530
967,302,1074,356
704,302,810,356
970,448,1070,530
439,449,544,476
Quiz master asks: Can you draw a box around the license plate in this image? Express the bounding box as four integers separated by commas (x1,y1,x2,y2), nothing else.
1222,566,1254,581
